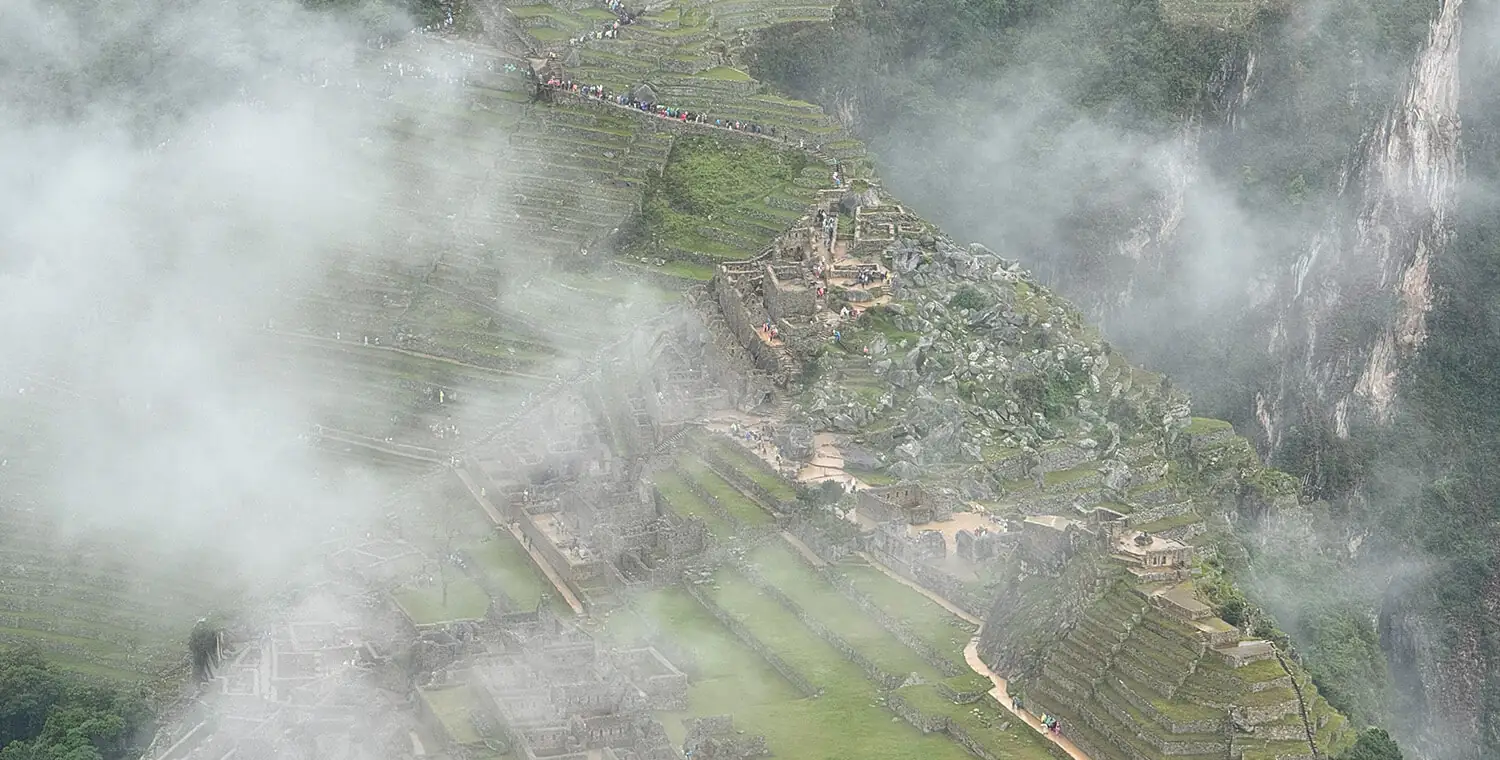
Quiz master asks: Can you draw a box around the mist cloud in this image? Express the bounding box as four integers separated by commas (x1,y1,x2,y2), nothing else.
0,0,500,593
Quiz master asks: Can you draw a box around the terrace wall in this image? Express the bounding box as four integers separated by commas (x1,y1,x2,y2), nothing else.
712,273,790,384
697,444,796,513
814,564,968,677
682,582,819,697
736,564,907,690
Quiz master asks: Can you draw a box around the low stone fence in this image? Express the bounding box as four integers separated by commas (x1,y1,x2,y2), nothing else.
682,582,819,697
736,563,907,690
935,681,989,704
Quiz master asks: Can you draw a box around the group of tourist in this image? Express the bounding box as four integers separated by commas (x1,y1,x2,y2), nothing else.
541,78,781,139
565,0,639,46
1039,713,1063,736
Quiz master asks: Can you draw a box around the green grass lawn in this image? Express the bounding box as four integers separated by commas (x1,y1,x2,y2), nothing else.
679,457,775,525
606,587,801,746
420,685,485,745
897,683,1061,760
463,533,552,611
835,560,978,671
749,543,943,679
393,571,491,624
635,136,814,262
707,569,982,760
695,432,797,501
653,470,733,535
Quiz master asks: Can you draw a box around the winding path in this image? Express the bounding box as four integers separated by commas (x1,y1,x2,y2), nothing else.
855,551,1091,760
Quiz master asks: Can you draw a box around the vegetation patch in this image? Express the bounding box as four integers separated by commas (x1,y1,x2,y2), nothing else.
392,571,491,624
631,136,815,261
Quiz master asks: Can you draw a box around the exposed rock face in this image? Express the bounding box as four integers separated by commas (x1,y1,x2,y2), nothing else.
1258,0,1463,449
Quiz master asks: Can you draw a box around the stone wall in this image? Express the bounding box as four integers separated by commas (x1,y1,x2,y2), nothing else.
763,267,814,321
736,564,906,690
676,465,779,540
813,563,969,677
547,90,841,152
1126,500,1196,527
682,582,819,697
713,274,787,383
886,693,1070,760
698,447,796,514
935,682,989,704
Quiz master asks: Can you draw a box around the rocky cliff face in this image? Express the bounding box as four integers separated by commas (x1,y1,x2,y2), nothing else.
1256,0,1463,451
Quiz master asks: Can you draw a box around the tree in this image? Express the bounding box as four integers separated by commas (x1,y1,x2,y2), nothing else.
188,619,223,683
1338,728,1402,760
0,647,143,760
0,646,64,747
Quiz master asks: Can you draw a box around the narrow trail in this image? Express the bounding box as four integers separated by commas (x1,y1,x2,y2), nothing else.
963,637,1091,760
856,551,1092,760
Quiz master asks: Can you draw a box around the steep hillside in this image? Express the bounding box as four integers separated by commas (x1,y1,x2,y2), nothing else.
747,0,1495,756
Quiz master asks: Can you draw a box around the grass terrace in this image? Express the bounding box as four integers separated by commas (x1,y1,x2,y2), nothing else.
706,568,981,760
748,543,944,679
607,586,801,744
835,559,978,670
677,455,776,526
895,683,1061,760
653,470,733,535
419,684,494,748
462,532,567,614
0,485,231,680
702,0,836,32
392,570,492,624
691,430,798,502
634,135,820,263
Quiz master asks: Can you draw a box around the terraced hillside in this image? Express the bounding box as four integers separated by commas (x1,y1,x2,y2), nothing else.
599,508,1057,760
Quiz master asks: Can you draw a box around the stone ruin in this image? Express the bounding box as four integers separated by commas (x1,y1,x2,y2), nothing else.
711,195,895,388
464,609,687,760
855,482,949,525
681,715,771,760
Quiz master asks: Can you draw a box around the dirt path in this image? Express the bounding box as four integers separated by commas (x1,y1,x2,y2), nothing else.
796,433,871,492
964,637,1091,760
855,552,1092,760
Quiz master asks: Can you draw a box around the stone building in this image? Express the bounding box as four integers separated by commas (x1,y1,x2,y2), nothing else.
955,526,1004,563
1017,515,1087,576
1113,529,1193,580
474,613,685,760
856,482,947,525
